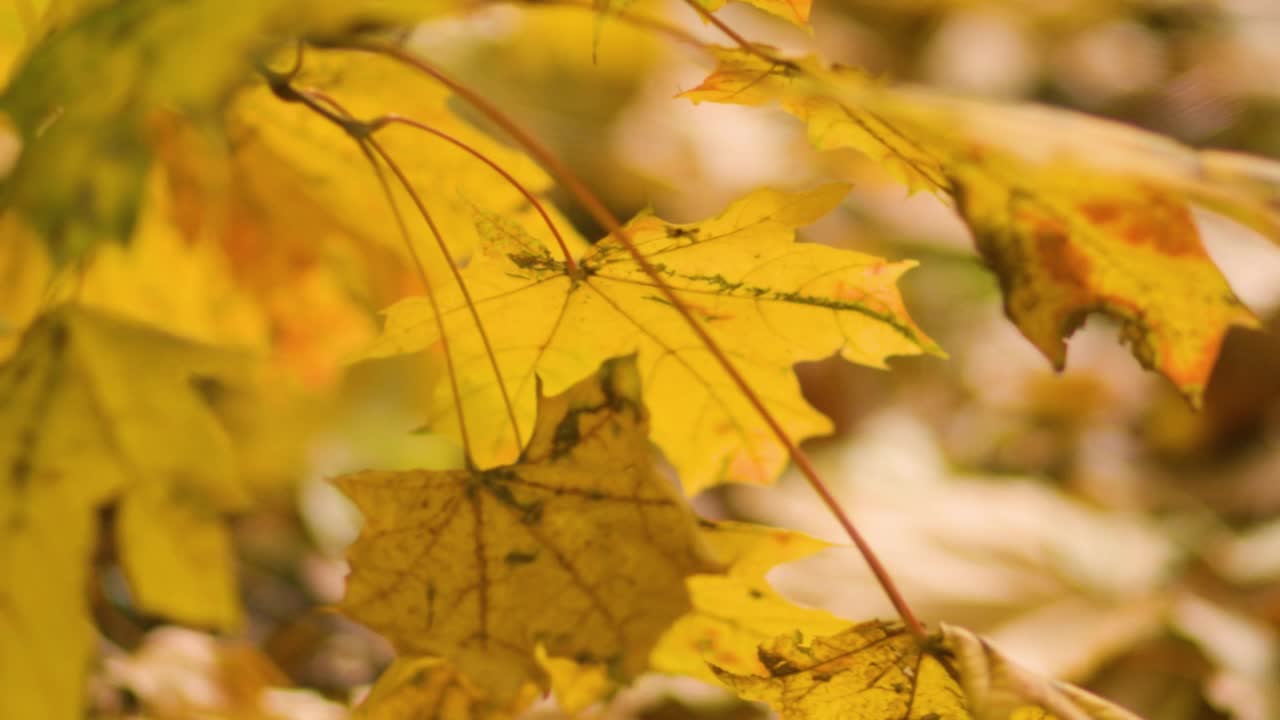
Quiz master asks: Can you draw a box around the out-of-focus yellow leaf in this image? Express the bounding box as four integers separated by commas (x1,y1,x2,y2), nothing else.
362,185,938,491
0,0,462,263
652,521,848,682
117,482,241,628
353,657,534,720
230,47,574,272
77,169,269,351
0,305,249,720
684,48,1267,405
0,473,98,720
713,622,1145,720
0,212,51,360
336,355,720,703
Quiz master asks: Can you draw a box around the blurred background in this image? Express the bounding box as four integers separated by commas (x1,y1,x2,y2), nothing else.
77,0,1280,718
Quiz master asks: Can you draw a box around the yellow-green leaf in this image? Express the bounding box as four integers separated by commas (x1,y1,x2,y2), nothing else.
362,184,939,492
336,355,720,703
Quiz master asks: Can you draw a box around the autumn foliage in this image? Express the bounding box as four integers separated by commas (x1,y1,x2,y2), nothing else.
2,1,1279,719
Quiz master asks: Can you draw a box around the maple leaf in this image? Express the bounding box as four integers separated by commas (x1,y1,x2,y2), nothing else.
363,184,939,492
684,48,1265,405
714,621,1144,720
335,355,720,703
0,305,249,720
652,520,848,683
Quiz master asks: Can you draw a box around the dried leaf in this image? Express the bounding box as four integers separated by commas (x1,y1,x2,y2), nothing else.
684,48,1265,404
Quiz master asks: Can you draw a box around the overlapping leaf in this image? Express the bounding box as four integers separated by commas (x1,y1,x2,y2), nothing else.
684,48,1269,404
363,184,939,492
0,305,249,720
652,520,848,682
336,355,720,703
714,621,1143,720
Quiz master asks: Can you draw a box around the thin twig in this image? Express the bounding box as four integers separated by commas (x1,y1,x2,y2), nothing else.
372,114,578,273
678,0,776,65
333,41,928,642
356,136,477,460
299,86,527,456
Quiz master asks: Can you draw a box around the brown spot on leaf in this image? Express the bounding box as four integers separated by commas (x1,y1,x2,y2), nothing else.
1032,224,1091,284
1078,197,1203,258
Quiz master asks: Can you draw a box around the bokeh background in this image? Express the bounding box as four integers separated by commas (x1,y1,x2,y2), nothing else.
70,1,1280,718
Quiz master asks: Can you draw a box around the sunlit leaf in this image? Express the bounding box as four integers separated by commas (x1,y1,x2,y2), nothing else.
362,184,939,491
336,355,720,703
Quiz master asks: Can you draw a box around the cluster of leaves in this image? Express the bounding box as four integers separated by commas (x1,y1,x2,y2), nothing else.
1,0,1278,719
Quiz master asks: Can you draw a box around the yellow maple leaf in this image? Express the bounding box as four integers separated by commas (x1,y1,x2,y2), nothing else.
652,520,848,682
362,184,939,492
684,48,1264,405
0,305,250,720
336,355,721,703
714,621,1145,720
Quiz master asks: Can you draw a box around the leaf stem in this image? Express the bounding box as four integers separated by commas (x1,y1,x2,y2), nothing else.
358,135,476,461
370,114,579,273
333,41,928,642
678,0,775,65
298,86,527,457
